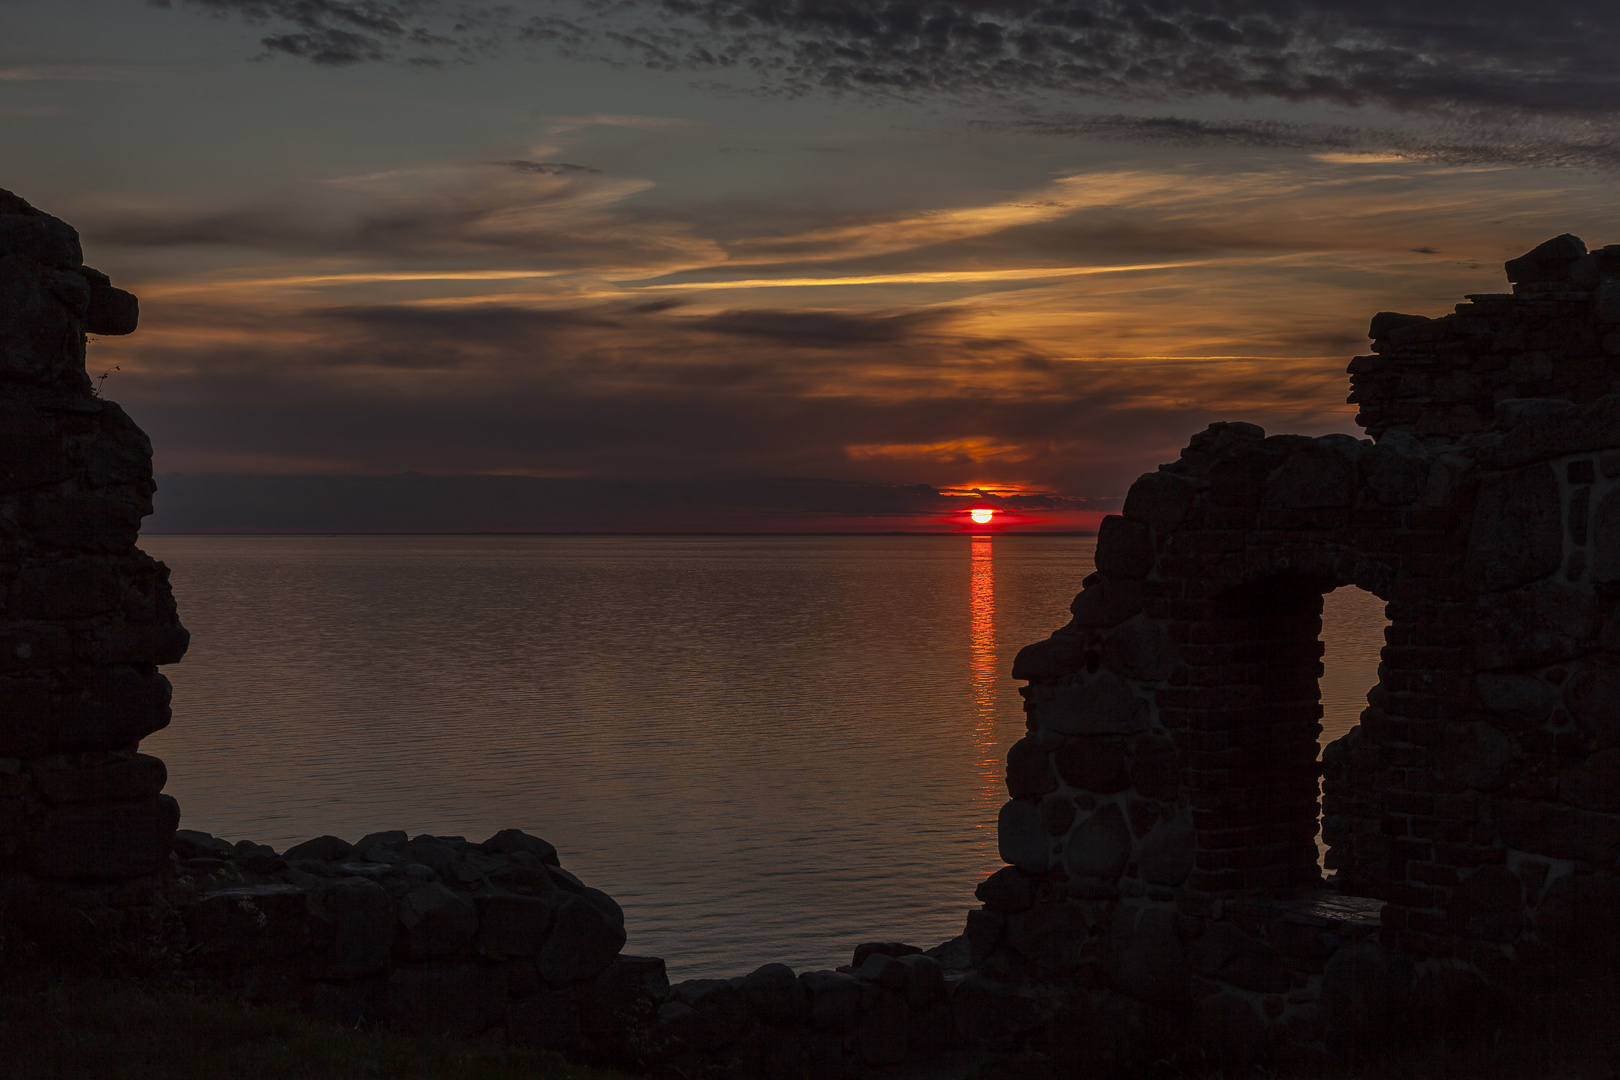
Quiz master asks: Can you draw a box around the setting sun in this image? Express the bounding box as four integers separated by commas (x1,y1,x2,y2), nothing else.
970,508,995,524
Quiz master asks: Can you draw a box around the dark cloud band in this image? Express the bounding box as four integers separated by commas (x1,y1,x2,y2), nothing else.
158,0,1620,120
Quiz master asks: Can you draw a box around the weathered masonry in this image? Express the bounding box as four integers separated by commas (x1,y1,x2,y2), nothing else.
975,233,1620,1065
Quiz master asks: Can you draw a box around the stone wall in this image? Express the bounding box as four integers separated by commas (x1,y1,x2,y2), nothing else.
969,232,1620,1067
0,187,188,949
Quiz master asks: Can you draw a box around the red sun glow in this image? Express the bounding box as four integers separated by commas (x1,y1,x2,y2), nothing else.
970,508,995,524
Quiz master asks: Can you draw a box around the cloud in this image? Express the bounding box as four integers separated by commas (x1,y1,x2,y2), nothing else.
160,1,1620,122
984,111,1620,173
98,288,1363,507
79,156,719,274
143,472,1105,532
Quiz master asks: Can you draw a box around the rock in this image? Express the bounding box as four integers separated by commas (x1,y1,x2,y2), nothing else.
801,969,863,1029
1567,658,1620,745
398,882,478,960
1029,670,1148,735
1102,619,1180,682
856,951,910,989
283,834,354,862
1101,905,1186,1002
1054,737,1129,793
1006,900,1091,971
84,280,138,336
1476,674,1557,727
742,962,807,1023
481,828,560,865
1041,793,1078,834
0,212,82,268
963,909,1005,967
1474,579,1598,669
1465,465,1562,590
1011,633,1089,681
1446,865,1524,942
385,963,507,1037
1190,921,1290,993
24,793,178,878
670,978,750,1048
538,891,625,983
32,753,165,803
974,866,1036,913
1369,311,1431,339
322,878,395,979
1005,735,1058,797
1122,471,1197,531
1533,871,1620,952
506,988,582,1051
577,954,669,1059
997,799,1050,873
851,941,922,967
1265,443,1357,508
1063,803,1131,881
1593,488,1620,583
475,893,552,958
1196,991,1269,1061
856,988,908,1065
1137,816,1195,886
1129,733,1179,799
1436,722,1517,791
185,884,310,966
1321,939,1413,1049
894,954,946,1007
174,829,233,860
1498,800,1620,864
1069,577,1145,629
1504,233,1586,283
1094,515,1154,579
950,972,1040,1044
1560,748,1620,812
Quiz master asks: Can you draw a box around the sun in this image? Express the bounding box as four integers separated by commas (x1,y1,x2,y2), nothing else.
970,508,995,524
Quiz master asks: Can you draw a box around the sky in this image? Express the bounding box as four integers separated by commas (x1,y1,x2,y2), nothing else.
6,0,1620,531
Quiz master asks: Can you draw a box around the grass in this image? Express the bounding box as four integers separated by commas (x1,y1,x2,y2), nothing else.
0,973,633,1080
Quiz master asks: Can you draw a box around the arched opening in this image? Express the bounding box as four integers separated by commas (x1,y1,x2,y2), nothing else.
1317,586,1390,870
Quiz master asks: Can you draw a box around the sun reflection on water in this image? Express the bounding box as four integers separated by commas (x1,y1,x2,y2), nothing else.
969,535,1003,836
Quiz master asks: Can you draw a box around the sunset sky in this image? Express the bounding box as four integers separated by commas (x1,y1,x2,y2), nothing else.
6,1,1620,530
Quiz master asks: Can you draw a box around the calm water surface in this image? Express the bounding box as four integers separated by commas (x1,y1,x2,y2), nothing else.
139,534,1386,979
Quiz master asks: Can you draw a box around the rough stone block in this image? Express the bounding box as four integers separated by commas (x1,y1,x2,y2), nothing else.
1123,471,1196,531
1010,632,1088,680
1101,904,1187,1003
1499,800,1620,864
997,799,1050,873
1005,735,1058,797
24,792,178,879
1094,515,1154,579
1190,921,1290,993
1465,464,1562,590
1054,737,1128,793
1063,803,1131,881
1264,444,1357,508
184,884,311,966
1006,900,1091,971
1029,671,1148,736
742,961,807,1023
800,969,862,1029
538,891,625,984
322,878,395,979
399,882,478,960
1474,580,1598,669
32,754,166,804
385,963,507,1037
1137,817,1195,886
1102,619,1181,682
475,893,552,959
1070,578,1145,629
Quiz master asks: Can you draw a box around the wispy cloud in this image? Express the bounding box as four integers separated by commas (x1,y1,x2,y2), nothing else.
160,1,1620,122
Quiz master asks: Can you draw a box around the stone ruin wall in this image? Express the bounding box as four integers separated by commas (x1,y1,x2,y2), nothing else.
7,181,1620,1075
0,187,187,939
976,232,1620,1062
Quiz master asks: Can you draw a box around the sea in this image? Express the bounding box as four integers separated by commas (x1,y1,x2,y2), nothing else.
138,534,1388,980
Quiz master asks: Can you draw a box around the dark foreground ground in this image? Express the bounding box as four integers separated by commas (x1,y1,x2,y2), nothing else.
4,972,1619,1080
